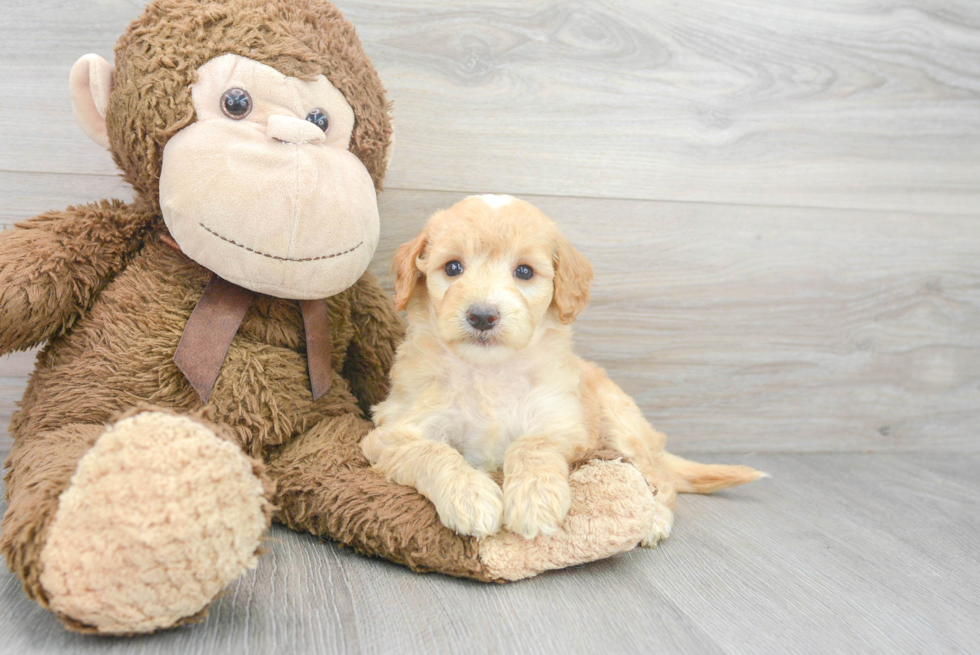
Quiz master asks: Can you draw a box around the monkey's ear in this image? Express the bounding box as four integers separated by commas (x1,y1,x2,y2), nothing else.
70,54,115,149
392,227,429,311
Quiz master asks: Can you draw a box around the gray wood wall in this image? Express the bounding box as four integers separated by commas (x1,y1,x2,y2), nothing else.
1,0,978,453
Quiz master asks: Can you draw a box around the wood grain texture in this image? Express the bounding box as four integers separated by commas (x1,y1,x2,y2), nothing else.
371,191,980,453
1,1,979,213
0,452,977,654
2,186,978,453
352,0,980,214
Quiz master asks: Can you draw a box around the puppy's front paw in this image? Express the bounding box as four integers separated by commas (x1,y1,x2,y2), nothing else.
432,471,503,538
503,474,572,539
640,500,674,548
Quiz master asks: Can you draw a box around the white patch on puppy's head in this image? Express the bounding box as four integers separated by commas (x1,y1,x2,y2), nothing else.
472,194,515,209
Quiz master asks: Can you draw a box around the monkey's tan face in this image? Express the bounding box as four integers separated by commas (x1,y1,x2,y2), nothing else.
158,54,379,299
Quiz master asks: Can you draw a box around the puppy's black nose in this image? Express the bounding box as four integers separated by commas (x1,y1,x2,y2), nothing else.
466,305,500,332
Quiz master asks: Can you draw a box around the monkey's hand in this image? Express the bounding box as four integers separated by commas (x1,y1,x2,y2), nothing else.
0,200,153,355
480,458,657,580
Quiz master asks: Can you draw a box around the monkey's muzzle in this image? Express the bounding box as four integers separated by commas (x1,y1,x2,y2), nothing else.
159,119,379,300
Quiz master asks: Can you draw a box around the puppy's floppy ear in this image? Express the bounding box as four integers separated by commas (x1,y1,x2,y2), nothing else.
552,234,593,324
392,227,429,311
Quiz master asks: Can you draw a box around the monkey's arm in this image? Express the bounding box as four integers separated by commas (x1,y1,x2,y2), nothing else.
267,414,495,580
0,200,153,355
268,416,657,582
342,271,406,416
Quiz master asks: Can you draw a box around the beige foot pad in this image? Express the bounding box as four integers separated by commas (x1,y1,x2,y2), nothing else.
478,459,657,581
39,412,270,634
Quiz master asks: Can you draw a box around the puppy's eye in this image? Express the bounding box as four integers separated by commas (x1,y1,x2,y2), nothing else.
444,260,464,277
221,88,252,119
514,264,534,280
306,108,329,132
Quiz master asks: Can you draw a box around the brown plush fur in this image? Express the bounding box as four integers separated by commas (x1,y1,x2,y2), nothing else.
0,199,156,354
0,0,498,632
0,0,656,633
267,413,492,581
108,0,392,211
2,404,275,633
1,216,502,628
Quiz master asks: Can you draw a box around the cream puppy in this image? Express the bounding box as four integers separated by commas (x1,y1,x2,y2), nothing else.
362,195,763,543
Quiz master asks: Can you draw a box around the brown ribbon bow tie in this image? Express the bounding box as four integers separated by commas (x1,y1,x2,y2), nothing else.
173,274,333,404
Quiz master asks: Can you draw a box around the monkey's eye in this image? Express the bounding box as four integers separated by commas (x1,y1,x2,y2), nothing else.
221,88,252,119
514,264,534,280
306,108,329,132
444,260,464,277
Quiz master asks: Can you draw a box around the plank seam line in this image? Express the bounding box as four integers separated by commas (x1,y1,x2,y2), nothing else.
1,174,977,218
379,186,980,219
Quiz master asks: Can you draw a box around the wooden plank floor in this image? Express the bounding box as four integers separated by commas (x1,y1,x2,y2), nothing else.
1,452,978,654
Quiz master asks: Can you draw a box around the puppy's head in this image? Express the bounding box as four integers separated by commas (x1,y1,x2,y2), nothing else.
392,195,593,363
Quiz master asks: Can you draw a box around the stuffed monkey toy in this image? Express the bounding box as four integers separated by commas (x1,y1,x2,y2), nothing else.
0,0,657,635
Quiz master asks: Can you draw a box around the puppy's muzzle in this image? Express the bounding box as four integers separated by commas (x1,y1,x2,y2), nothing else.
466,304,500,332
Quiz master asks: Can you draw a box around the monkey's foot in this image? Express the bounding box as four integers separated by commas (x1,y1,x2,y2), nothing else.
38,411,272,634
478,459,656,581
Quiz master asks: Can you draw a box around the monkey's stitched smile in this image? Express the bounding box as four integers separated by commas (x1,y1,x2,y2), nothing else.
199,223,363,263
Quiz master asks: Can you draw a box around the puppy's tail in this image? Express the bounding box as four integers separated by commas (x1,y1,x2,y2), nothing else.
662,452,768,494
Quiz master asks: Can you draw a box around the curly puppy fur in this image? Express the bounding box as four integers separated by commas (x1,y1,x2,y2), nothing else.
363,196,765,545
